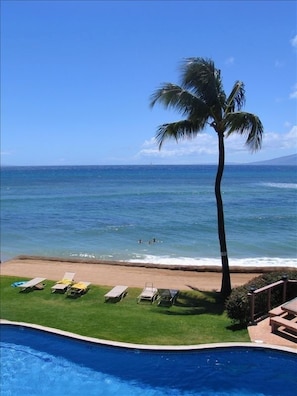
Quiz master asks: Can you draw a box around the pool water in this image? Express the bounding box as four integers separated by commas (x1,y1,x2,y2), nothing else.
1,325,296,396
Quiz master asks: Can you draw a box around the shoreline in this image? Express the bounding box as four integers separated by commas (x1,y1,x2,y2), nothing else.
1,255,294,291
4,255,295,273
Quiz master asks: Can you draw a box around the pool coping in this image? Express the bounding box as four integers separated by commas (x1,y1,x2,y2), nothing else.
1,319,296,354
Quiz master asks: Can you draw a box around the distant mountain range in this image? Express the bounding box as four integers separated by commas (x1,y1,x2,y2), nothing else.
248,154,297,166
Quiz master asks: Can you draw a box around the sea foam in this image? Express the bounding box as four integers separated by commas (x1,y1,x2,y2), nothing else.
128,255,297,268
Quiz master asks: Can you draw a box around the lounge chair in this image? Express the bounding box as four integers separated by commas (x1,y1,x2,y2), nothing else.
104,285,128,302
137,282,158,303
158,289,179,307
17,277,46,292
66,281,91,297
51,272,75,293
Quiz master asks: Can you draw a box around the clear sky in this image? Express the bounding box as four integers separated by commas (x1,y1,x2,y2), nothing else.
1,0,296,166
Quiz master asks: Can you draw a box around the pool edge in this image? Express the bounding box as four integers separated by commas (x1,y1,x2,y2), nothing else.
1,319,296,354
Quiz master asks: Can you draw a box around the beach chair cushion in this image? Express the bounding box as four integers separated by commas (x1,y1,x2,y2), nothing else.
51,272,75,293
73,282,89,290
67,281,91,297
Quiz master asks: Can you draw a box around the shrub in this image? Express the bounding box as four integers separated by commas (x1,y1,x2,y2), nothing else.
225,286,250,325
225,271,297,325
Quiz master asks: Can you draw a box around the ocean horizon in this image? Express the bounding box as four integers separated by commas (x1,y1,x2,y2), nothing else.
1,165,296,269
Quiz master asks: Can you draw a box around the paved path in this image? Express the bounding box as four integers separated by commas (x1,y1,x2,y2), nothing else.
248,317,296,349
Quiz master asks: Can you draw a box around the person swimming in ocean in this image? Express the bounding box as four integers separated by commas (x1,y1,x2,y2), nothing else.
138,237,157,244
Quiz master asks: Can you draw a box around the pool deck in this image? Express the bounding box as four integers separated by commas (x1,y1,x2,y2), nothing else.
1,319,296,353
248,317,297,349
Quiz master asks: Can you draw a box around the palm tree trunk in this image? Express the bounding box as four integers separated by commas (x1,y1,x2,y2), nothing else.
215,132,232,297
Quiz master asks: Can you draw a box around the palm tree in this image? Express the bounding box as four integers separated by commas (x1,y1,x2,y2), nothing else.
150,57,263,297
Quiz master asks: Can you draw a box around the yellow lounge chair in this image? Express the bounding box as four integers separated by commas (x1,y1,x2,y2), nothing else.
67,281,91,297
51,272,75,293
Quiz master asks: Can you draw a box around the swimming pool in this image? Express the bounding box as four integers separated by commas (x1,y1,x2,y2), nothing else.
1,323,296,396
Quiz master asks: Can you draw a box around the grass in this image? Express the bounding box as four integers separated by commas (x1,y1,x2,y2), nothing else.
0,275,250,345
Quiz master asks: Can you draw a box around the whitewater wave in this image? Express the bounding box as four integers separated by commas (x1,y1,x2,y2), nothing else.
261,182,297,189
128,255,297,268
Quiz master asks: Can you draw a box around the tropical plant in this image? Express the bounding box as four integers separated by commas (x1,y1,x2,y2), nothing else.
150,57,263,297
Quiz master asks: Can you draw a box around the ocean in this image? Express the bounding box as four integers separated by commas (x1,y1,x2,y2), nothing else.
1,165,296,269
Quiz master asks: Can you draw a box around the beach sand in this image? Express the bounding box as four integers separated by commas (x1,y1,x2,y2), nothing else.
0,255,272,291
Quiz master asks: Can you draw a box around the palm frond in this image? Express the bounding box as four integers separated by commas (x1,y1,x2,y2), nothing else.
150,83,210,118
225,81,245,114
225,112,264,151
155,120,203,149
150,83,183,108
181,58,226,112
181,58,215,88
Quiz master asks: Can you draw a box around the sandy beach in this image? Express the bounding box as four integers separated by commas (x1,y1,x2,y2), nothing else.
0,255,280,291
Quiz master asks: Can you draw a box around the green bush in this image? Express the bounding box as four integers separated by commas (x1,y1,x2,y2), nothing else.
224,286,249,325
225,271,297,325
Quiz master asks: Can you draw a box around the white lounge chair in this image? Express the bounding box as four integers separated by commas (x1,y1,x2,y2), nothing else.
67,281,91,297
137,282,158,303
104,285,128,302
17,277,46,292
51,272,75,293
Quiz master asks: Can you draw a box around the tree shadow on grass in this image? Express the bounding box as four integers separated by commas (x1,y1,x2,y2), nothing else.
226,322,247,331
157,290,225,316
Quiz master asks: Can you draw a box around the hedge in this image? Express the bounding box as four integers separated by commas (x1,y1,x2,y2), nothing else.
225,270,297,325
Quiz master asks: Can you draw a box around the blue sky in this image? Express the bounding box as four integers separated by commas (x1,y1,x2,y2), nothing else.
1,0,296,166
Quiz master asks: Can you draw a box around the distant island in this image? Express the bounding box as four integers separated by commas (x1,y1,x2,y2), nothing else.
248,154,297,166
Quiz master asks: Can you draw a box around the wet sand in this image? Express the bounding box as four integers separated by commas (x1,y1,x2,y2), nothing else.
0,255,279,291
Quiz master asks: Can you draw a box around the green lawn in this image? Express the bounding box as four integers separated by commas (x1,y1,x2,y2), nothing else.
0,275,250,345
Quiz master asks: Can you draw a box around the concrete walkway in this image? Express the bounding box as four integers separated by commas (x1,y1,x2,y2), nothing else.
248,317,297,349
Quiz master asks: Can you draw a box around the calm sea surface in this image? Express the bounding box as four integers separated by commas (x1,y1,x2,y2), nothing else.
1,165,296,268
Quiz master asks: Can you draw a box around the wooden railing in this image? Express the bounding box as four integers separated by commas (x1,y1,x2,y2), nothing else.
248,276,289,324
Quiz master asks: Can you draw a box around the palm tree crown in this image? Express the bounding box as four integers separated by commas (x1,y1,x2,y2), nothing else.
150,57,263,151
150,57,263,297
